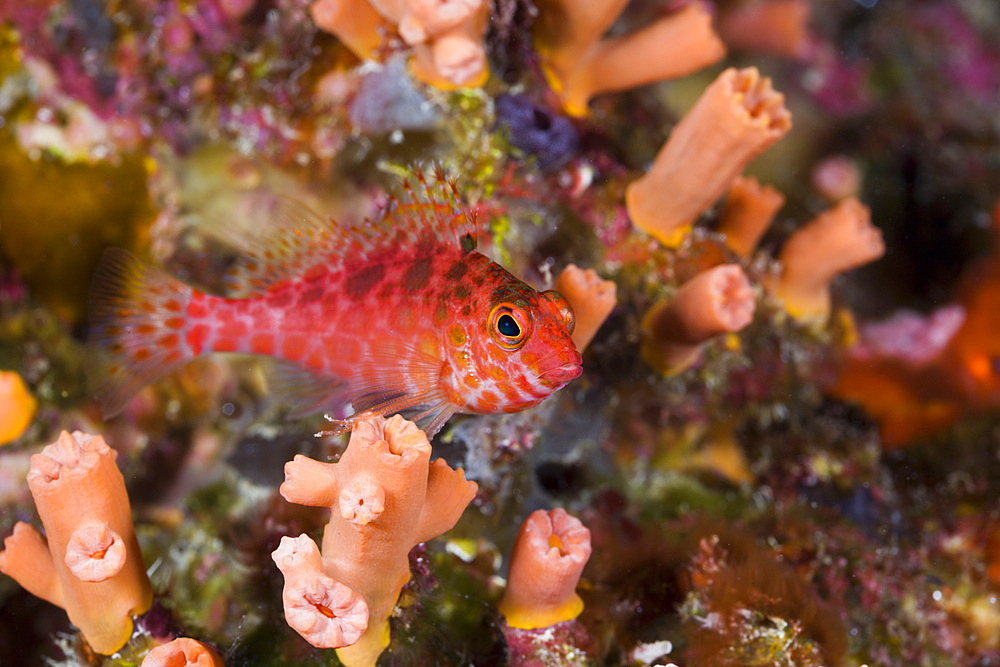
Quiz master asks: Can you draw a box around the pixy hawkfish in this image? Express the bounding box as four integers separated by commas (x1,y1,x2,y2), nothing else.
89,170,582,435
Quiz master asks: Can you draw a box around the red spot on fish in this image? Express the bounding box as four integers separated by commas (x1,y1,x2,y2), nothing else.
282,334,308,359
250,333,274,355
187,323,209,352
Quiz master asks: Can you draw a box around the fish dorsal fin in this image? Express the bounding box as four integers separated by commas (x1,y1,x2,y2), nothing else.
221,168,477,298
382,166,478,253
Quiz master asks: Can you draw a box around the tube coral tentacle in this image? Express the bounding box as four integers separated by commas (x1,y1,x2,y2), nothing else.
717,175,785,257
535,1,725,117
0,431,152,655
277,414,478,667
141,637,226,667
770,197,885,323
498,508,592,630
555,264,618,352
642,264,757,374
626,67,792,247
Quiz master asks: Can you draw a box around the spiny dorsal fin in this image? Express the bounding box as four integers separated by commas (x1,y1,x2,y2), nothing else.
222,167,477,298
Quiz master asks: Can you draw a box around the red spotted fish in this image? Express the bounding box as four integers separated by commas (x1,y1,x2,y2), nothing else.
89,170,582,435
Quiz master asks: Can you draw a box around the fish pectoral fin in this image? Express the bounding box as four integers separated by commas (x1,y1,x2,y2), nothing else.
343,342,457,436
267,360,348,418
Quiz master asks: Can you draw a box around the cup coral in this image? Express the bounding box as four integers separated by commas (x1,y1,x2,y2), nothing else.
641,264,757,374
0,431,153,655
770,197,885,323
141,637,225,667
275,414,478,667
626,67,792,247
498,508,592,630
534,0,726,117
555,264,617,352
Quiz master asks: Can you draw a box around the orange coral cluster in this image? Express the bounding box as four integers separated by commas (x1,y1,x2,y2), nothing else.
831,200,1000,446
309,0,489,88
275,414,478,667
0,431,152,655
626,67,792,247
498,508,592,630
534,0,726,116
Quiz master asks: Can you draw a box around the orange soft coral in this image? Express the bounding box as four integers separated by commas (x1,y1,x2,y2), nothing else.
641,264,757,374
716,175,785,257
626,67,792,247
555,264,617,351
0,370,37,445
276,414,478,667
309,0,390,60
0,431,152,655
770,197,884,323
498,508,592,630
141,638,225,667
534,1,725,117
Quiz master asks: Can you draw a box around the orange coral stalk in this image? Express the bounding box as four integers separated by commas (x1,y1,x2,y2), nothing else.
498,508,592,630
717,175,785,257
554,264,617,351
272,535,369,649
771,197,884,322
0,431,152,655
626,67,792,247
718,0,813,60
0,370,36,445
141,637,225,667
278,414,478,667
536,1,726,117
310,0,390,60
641,264,756,374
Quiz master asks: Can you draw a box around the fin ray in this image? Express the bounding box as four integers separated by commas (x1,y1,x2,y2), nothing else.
88,249,195,418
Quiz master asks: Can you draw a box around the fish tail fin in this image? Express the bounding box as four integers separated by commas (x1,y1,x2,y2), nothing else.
88,248,196,418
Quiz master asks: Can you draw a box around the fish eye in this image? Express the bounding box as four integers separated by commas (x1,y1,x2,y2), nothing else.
497,314,520,337
489,304,528,350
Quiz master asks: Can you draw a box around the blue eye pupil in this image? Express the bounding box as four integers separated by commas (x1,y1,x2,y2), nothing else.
497,314,520,337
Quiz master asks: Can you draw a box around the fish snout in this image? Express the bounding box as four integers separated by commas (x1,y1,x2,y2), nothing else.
540,348,583,387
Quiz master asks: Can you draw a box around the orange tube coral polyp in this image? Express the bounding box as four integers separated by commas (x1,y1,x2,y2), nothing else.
717,175,785,257
554,264,617,352
0,431,152,655
141,637,226,667
309,0,389,60
771,197,885,322
536,1,725,117
272,535,369,649
0,370,36,445
498,508,592,630
626,67,792,248
641,264,757,374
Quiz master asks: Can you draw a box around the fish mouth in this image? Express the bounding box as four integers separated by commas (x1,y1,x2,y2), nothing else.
538,352,583,387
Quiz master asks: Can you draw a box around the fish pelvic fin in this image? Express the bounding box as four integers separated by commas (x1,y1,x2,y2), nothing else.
88,248,196,419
